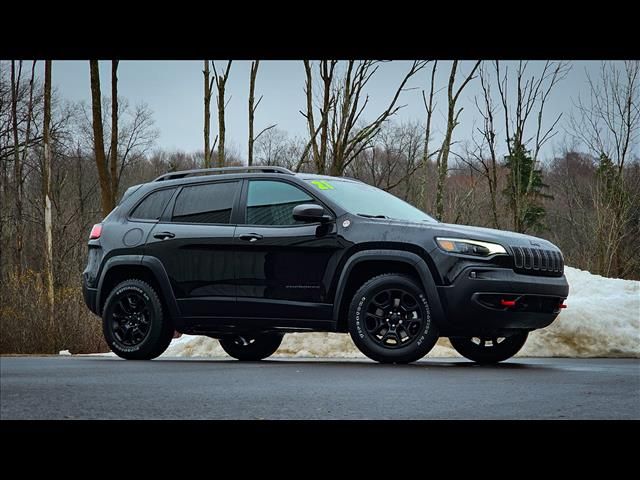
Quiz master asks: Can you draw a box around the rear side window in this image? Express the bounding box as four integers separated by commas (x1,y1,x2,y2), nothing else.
246,180,314,226
172,182,238,224
130,188,175,220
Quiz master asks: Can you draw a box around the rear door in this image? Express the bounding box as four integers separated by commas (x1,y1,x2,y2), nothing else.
234,179,344,320
146,180,241,317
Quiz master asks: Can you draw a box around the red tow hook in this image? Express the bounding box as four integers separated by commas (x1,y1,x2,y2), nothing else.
500,299,517,308
559,303,567,309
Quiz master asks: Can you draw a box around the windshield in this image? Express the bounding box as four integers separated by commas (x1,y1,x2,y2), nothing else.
305,179,437,223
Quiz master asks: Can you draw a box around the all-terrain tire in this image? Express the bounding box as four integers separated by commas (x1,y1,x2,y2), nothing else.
102,279,174,360
449,332,529,364
219,332,284,361
347,273,439,364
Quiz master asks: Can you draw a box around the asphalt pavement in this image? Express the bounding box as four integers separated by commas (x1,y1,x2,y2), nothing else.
1,356,638,419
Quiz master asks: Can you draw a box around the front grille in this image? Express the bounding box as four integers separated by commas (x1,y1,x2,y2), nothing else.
511,246,564,276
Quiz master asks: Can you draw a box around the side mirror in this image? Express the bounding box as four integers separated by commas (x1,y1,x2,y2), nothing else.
292,204,331,223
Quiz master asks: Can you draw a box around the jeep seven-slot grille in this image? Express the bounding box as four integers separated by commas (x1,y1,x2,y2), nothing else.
511,246,564,276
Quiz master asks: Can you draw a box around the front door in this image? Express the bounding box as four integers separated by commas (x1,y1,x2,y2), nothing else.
234,179,343,320
146,180,240,317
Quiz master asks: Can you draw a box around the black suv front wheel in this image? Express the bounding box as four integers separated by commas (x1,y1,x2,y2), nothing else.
102,279,174,360
348,274,439,364
449,332,528,364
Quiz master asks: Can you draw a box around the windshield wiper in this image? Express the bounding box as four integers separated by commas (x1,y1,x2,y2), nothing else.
357,213,390,219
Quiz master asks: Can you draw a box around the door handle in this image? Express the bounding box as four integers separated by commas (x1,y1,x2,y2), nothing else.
153,231,175,240
239,233,263,242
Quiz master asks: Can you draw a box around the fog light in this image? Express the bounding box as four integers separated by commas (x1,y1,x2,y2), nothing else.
469,271,477,278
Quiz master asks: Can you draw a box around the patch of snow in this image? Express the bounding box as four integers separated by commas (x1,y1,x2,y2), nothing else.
160,266,639,359
521,266,639,357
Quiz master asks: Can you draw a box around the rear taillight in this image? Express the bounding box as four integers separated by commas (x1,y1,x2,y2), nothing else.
89,224,102,240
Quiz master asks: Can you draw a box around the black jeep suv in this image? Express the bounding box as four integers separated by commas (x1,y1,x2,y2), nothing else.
83,166,569,364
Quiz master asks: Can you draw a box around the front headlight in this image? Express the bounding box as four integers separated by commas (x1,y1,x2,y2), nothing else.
436,237,507,256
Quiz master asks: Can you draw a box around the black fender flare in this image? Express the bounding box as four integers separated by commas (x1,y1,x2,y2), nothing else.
95,254,180,317
331,249,445,325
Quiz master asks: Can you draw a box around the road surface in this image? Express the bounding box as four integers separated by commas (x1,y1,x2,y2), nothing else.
1,356,638,419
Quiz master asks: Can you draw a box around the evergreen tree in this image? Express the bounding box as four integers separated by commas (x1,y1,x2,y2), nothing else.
503,139,552,233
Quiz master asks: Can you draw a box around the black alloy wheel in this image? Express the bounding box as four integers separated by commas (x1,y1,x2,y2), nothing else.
362,288,424,349
111,291,152,347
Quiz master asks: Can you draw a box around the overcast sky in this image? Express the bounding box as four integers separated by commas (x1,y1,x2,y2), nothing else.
38,60,617,160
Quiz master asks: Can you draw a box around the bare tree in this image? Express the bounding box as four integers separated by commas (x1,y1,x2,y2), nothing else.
42,60,54,338
464,62,502,229
89,61,154,214
419,60,438,211
248,60,276,166
300,61,427,176
434,60,481,221
203,60,214,168
300,60,336,173
10,60,22,274
89,60,110,217
212,61,232,167
110,60,118,207
248,60,258,166
493,60,569,232
569,61,640,276
331,60,428,176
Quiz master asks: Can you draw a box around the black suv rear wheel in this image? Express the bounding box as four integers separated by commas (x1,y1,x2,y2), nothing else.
449,332,528,364
348,273,439,364
102,279,174,360
219,332,284,361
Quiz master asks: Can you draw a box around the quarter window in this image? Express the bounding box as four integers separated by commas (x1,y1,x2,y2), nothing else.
172,182,238,224
246,181,314,226
130,188,175,220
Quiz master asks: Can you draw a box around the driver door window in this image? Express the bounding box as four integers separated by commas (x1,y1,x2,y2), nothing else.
246,180,315,226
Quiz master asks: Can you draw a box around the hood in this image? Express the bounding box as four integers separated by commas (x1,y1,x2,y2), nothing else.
435,223,559,250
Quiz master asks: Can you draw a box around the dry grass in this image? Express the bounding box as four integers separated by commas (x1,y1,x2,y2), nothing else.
0,270,108,354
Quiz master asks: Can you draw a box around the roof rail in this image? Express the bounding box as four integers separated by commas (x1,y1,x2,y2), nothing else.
153,166,295,182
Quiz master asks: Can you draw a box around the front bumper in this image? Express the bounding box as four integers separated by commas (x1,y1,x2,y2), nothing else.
437,266,569,336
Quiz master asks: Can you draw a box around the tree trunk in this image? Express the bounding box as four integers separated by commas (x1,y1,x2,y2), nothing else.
43,60,55,345
420,61,437,212
89,60,111,218
10,61,24,275
213,61,232,168
248,60,259,166
435,60,480,221
302,61,322,173
318,60,335,175
110,60,119,207
435,62,459,221
217,85,226,167
203,60,212,168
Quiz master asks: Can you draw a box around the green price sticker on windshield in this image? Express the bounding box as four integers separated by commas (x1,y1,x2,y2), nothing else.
311,180,335,190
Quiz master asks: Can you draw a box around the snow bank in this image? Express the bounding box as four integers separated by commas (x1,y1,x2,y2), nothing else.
161,266,639,359
520,266,639,357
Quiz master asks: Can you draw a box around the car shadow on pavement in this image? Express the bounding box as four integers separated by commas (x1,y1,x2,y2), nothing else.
106,357,553,370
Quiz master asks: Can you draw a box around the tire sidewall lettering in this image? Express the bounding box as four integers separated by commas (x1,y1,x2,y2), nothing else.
355,295,367,339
